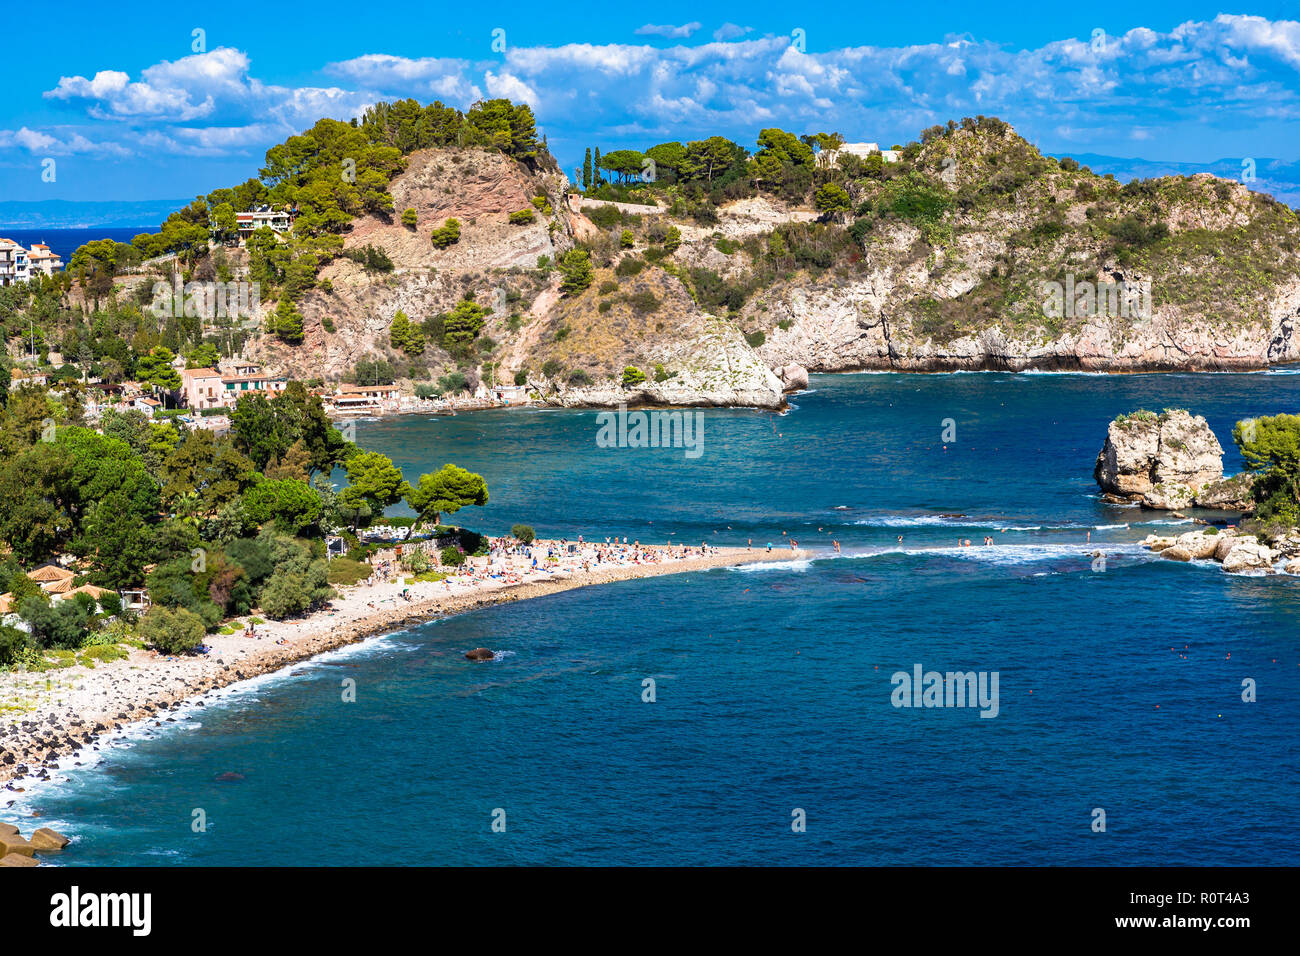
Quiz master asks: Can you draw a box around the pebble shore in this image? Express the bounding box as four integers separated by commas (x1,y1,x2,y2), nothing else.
0,546,802,792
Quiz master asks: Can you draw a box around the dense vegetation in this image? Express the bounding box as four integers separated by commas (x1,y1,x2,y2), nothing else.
0,381,489,667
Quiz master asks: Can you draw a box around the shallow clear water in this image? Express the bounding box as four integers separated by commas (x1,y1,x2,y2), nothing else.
11,371,1299,865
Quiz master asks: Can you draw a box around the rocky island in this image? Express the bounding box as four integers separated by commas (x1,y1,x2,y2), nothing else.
1096,409,1300,573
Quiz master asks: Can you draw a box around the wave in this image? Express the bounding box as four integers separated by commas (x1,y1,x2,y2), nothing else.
852,513,1080,531
731,557,816,573
865,541,1151,566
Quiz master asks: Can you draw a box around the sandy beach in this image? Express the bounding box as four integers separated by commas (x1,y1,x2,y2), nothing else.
0,541,804,790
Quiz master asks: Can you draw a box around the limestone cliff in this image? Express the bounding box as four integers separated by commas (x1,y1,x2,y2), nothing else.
245,121,1300,408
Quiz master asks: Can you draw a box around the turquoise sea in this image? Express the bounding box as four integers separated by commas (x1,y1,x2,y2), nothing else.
9,371,1300,865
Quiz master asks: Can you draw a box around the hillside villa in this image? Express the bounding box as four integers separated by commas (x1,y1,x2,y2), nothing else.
182,366,288,410
0,564,125,631
236,206,295,242
0,238,63,285
823,143,901,167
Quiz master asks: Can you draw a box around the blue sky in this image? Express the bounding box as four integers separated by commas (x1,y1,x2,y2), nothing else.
3,3,1300,203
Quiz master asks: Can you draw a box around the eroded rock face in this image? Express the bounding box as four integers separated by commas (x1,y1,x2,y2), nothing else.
1195,473,1257,512
1094,411,1224,509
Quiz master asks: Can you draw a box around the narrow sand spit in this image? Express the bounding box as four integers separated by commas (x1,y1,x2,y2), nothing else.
0,544,804,789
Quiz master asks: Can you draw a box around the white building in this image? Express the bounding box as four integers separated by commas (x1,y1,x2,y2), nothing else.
237,207,293,241
0,239,64,284
824,143,901,167
0,238,30,285
26,243,63,277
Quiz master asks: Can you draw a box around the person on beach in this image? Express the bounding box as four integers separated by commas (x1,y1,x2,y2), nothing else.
833,540,841,553
747,538,752,551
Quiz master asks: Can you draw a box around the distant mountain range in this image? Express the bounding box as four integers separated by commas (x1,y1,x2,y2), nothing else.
1049,154,1300,209
0,199,188,230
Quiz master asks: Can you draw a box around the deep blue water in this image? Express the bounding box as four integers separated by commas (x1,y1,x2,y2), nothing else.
10,371,1300,865
0,227,150,262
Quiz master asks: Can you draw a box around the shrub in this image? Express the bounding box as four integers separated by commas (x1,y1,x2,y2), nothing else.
440,546,466,567
567,369,592,385
139,606,206,655
558,249,594,295
541,359,564,377
509,208,536,225
326,557,371,586
623,290,660,314
511,524,536,544
430,218,461,249
0,625,28,667
622,366,646,387
401,208,418,228
614,257,645,277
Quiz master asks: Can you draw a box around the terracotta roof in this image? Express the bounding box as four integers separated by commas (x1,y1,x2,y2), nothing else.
0,593,12,614
42,578,75,594
27,564,74,582
184,367,222,378
64,584,111,599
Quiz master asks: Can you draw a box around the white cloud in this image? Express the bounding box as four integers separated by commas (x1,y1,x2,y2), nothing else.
31,16,1300,174
714,24,752,42
0,126,130,156
635,23,702,40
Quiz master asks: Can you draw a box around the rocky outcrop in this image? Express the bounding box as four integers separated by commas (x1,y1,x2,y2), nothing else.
1221,539,1276,573
778,364,809,393
465,648,494,661
1094,410,1224,509
1142,528,1281,574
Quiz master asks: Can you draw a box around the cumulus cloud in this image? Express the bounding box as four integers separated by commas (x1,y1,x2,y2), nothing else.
714,24,752,42
0,126,130,156
635,23,702,40
30,16,1300,174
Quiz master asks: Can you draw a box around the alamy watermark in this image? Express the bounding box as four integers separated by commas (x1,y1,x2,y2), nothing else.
891,663,1000,718
149,278,261,320
595,403,704,459
1041,274,1151,321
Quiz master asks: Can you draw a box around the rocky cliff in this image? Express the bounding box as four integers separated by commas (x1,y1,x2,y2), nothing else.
245,120,1300,407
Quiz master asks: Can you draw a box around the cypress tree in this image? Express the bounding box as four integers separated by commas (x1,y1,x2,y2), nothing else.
583,147,592,191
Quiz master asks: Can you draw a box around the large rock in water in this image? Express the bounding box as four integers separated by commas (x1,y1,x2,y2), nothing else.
29,827,70,852
778,364,809,393
0,833,34,858
1094,410,1224,509
1221,540,1275,573
465,648,494,662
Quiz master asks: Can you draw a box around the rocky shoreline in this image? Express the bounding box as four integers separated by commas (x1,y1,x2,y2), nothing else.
1,546,803,793
1142,527,1300,573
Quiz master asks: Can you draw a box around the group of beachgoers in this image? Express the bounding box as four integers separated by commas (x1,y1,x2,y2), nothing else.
348,534,734,595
